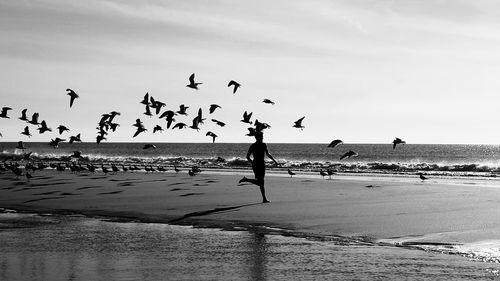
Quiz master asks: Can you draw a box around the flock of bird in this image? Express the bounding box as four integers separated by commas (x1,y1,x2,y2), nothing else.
0,73,423,181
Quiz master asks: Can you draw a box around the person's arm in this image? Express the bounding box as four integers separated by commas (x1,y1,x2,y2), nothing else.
264,144,279,165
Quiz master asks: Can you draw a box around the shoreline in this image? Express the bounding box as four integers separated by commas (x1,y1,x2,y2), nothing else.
2,168,500,257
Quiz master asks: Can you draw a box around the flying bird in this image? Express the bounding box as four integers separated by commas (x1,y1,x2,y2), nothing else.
241,111,253,124
328,139,343,148
172,122,187,130
209,104,221,114
254,119,271,132
160,111,176,129
28,113,40,125
340,150,358,160
177,104,189,115
133,119,144,128
69,133,82,144
144,105,153,117
133,126,147,138
211,119,226,127
206,131,217,143
143,144,157,150
0,107,12,119
141,93,150,106
57,125,70,135
392,137,406,149
38,120,52,134
66,88,79,108
228,80,241,94
21,126,31,138
16,141,26,150
196,108,206,124
153,125,163,133
96,135,107,144
49,138,65,148
186,73,202,90
190,117,200,131
262,99,275,105
293,117,305,130
19,109,28,121
150,97,166,115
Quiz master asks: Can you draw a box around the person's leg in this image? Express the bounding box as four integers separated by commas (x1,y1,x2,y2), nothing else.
258,179,269,203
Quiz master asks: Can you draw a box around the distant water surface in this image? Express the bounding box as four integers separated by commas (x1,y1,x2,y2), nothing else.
1,212,500,281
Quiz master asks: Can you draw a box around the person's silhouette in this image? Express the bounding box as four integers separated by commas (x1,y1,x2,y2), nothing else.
239,131,278,203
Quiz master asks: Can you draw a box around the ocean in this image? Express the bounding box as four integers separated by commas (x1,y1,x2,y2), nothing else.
2,142,500,176
3,142,500,280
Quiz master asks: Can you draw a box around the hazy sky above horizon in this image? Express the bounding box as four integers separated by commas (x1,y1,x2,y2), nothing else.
2,0,500,144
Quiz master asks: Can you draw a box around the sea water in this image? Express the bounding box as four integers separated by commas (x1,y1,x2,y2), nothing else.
1,211,500,281
3,142,500,176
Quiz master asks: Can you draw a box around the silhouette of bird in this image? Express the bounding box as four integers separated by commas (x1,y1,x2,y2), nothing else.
21,126,31,138
153,125,163,133
327,169,335,179
206,131,217,143
141,92,150,106
172,122,187,130
66,88,79,108
49,138,65,148
209,104,221,114
246,127,256,137
196,108,206,124
288,169,296,178
340,150,358,160
186,73,202,90
177,104,189,115
159,111,176,129
241,111,253,124
133,119,144,128
108,111,121,122
0,107,12,118
133,126,147,138
328,139,343,148
96,135,106,144
228,80,241,94
211,119,226,127
38,120,52,134
254,119,271,132
293,117,305,130
149,96,166,115
143,144,157,149
263,99,275,105
19,109,28,121
144,105,153,117
190,117,200,131
393,137,406,149
28,113,40,125
16,141,26,150
418,173,428,181
319,169,328,178
69,133,82,143
57,125,70,135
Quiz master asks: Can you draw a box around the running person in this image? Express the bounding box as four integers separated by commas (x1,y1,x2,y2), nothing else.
239,131,278,203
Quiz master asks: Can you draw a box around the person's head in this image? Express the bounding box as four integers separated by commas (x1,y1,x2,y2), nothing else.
254,131,264,142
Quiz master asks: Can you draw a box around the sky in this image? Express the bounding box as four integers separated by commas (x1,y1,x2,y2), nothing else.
1,0,500,144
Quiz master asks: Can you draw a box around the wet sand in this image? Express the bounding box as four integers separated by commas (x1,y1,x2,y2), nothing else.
2,169,500,247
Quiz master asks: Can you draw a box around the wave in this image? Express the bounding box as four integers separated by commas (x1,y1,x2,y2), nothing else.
3,149,500,176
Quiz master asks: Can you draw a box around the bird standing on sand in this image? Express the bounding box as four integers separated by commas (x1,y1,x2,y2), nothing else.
0,107,12,118
66,88,79,108
328,139,343,148
392,137,406,149
228,80,241,94
293,117,305,130
241,111,253,124
319,169,328,179
187,73,202,90
418,173,428,181
288,169,296,178
21,126,31,138
340,150,358,160
206,131,217,143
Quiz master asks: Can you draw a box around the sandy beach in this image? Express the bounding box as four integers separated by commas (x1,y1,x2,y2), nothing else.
2,168,500,248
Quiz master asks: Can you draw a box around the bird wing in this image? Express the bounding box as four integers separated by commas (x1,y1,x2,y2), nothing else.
189,73,195,84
